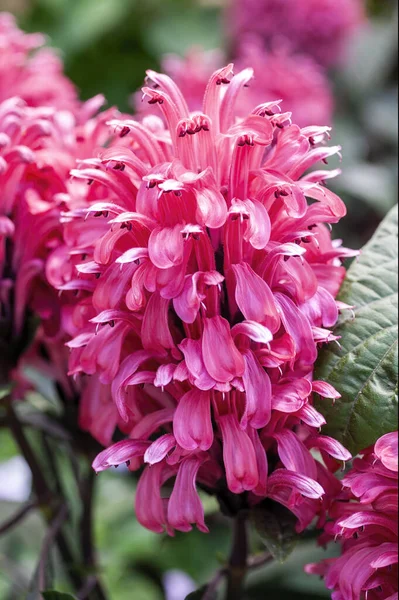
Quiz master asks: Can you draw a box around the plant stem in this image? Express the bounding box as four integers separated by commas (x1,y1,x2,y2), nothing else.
79,467,108,600
0,500,37,536
6,402,84,592
225,513,248,600
37,503,69,591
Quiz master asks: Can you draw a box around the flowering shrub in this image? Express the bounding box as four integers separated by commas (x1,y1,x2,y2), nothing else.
58,65,355,535
306,432,398,600
228,0,366,67
0,9,397,600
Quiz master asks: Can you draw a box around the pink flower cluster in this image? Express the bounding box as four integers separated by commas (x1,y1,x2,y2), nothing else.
307,432,398,600
0,98,64,351
0,17,119,428
135,42,333,128
229,0,366,67
0,13,78,111
56,65,356,535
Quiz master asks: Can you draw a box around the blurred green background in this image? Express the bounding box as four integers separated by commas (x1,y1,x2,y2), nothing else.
0,0,397,598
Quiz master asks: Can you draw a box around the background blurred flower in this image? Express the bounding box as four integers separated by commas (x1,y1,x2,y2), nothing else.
228,0,366,67
0,13,78,111
135,41,333,128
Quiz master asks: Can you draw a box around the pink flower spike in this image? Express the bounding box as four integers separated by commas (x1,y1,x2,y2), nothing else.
92,439,150,473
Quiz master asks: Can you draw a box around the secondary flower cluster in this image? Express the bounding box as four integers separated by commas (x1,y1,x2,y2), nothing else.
56,65,355,535
0,97,64,374
228,0,366,67
0,16,121,439
135,42,334,128
307,432,398,600
0,13,78,111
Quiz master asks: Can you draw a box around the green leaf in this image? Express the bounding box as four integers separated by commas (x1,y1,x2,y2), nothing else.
185,585,209,599
251,502,299,563
315,205,398,455
42,592,77,600
0,383,13,400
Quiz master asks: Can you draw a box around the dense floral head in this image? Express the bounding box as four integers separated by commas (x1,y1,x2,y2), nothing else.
228,0,366,67
56,64,356,535
306,432,398,600
0,12,78,111
134,42,333,128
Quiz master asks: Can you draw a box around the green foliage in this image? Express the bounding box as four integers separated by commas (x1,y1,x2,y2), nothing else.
0,383,13,400
251,502,299,564
185,585,210,600
0,430,19,461
315,205,398,455
42,592,77,600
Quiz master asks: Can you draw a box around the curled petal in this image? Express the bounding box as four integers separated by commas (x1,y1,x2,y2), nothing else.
273,430,317,479
168,455,209,533
312,381,341,399
144,434,176,465
148,224,184,269
232,262,280,333
202,316,245,382
92,439,150,473
219,414,259,494
268,469,325,500
375,432,398,472
231,320,273,345
173,389,213,452
241,349,272,429
307,436,352,462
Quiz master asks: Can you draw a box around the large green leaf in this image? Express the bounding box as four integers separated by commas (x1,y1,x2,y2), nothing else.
251,502,299,564
315,205,398,455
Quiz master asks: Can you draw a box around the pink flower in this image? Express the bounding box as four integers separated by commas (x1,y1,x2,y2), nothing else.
306,432,398,600
228,0,366,67
0,13,78,112
134,42,333,128
58,64,354,535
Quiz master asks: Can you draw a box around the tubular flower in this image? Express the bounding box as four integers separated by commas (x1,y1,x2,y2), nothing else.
306,432,398,600
60,65,355,535
134,42,333,128
228,0,366,67
0,13,78,112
